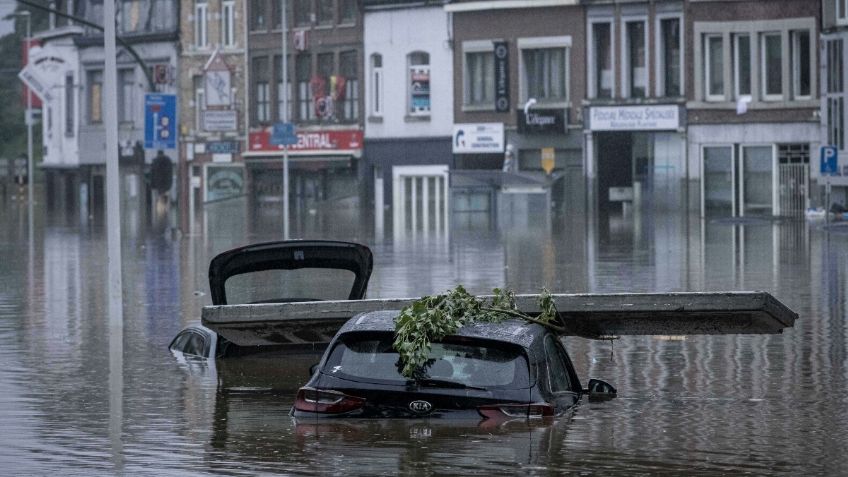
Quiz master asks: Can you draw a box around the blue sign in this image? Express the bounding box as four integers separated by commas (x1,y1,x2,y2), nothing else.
821,146,839,175
207,141,240,154
270,122,298,146
144,93,177,150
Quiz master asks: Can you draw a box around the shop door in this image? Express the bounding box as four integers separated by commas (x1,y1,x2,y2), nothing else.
701,145,735,217
392,165,450,238
777,144,809,217
739,145,777,216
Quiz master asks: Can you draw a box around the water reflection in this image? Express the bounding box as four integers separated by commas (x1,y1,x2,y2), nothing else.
3,197,848,474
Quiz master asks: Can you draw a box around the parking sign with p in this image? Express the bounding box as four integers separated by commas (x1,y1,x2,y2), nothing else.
821,146,839,176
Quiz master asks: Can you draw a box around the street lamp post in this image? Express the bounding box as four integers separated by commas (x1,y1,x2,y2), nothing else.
281,0,290,239
17,10,33,206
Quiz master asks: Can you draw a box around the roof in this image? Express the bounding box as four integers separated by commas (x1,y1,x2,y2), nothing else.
337,310,544,349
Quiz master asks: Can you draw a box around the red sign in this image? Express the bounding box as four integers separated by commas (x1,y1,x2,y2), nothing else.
249,129,363,153
21,38,42,108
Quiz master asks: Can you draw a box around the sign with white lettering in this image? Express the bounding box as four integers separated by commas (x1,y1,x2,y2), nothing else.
518,109,567,134
452,123,504,154
589,105,680,131
249,129,363,153
203,110,238,132
493,41,510,113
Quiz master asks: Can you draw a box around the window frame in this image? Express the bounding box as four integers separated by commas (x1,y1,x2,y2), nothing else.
733,33,752,99
407,51,431,117
704,33,725,102
193,75,205,132
88,69,103,124
588,19,614,99
64,73,75,137
462,40,495,111
222,0,235,48
194,0,208,48
655,13,683,98
621,17,648,99
791,30,811,100
838,0,848,26
117,68,135,124
250,0,267,32
517,36,571,107
760,32,784,102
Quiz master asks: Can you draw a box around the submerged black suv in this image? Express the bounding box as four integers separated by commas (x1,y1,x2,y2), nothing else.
292,311,615,420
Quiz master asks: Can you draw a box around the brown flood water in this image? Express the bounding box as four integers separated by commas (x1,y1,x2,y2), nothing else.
0,197,846,475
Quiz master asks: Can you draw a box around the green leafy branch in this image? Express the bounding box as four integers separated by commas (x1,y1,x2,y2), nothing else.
392,285,563,378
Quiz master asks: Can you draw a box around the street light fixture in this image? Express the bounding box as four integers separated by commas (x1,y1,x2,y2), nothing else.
16,10,33,206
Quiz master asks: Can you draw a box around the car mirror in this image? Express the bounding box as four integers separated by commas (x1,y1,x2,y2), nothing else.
584,378,617,401
309,362,320,376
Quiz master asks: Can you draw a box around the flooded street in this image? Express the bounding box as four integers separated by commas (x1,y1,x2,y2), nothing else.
1,198,846,475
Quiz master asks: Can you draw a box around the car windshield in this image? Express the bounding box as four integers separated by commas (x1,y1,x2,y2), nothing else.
225,268,356,303
323,332,530,389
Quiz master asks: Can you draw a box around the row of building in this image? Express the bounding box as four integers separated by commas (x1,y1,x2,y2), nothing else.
20,0,848,227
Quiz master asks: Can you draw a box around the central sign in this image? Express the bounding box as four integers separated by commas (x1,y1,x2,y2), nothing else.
589,105,680,131
249,129,363,153
452,123,504,154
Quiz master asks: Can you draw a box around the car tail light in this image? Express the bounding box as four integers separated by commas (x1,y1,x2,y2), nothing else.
294,387,365,414
478,403,555,420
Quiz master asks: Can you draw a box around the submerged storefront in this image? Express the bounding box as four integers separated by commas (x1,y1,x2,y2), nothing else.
585,104,687,213
243,129,363,213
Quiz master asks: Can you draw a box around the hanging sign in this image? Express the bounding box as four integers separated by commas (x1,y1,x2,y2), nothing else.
493,41,510,113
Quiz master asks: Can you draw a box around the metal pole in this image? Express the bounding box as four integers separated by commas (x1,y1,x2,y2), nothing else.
104,0,124,322
25,12,33,207
281,0,290,239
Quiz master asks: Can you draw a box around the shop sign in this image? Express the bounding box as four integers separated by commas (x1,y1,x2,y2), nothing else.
493,41,510,113
207,141,240,154
204,164,244,202
249,129,363,153
452,123,504,154
518,109,567,134
589,105,679,131
203,110,238,132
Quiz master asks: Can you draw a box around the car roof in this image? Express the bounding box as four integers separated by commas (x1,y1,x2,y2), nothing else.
336,310,546,349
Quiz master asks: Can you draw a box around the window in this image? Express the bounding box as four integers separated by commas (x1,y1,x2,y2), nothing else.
251,0,266,31
839,0,848,25
792,30,811,99
88,70,103,124
118,68,134,123
761,32,782,100
121,0,147,33
275,55,292,121
339,0,355,24
625,21,646,98
296,54,313,120
65,74,74,136
408,52,430,116
659,17,681,97
194,0,207,48
734,34,751,98
295,0,310,26
340,50,358,121
273,0,292,29
317,0,333,25
193,75,205,130
522,47,567,103
705,34,724,101
544,335,572,393
370,54,383,117
592,22,612,98
222,0,235,47
827,39,845,149
465,50,494,107
253,57,270,123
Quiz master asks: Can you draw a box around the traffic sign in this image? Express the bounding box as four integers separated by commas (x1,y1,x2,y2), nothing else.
821,146,839,175
271,122,298,146
144,93,177,149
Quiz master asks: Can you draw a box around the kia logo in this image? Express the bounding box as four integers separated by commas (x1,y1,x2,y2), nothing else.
409,400,432,414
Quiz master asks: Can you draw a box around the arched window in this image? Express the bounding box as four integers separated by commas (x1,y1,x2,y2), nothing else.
408,52,430,116
370,54,383,117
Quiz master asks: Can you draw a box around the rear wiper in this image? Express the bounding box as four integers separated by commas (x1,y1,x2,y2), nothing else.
412,378,487,391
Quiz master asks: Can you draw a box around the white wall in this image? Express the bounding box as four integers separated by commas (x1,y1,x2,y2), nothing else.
31,36,81,168
363,6,453,139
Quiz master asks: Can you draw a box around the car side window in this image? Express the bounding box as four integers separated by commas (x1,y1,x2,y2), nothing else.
171,330,208,357
544,334,572,393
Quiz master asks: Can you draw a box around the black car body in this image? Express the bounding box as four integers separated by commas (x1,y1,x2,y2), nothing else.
170,240,373,359
292,311,613,421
